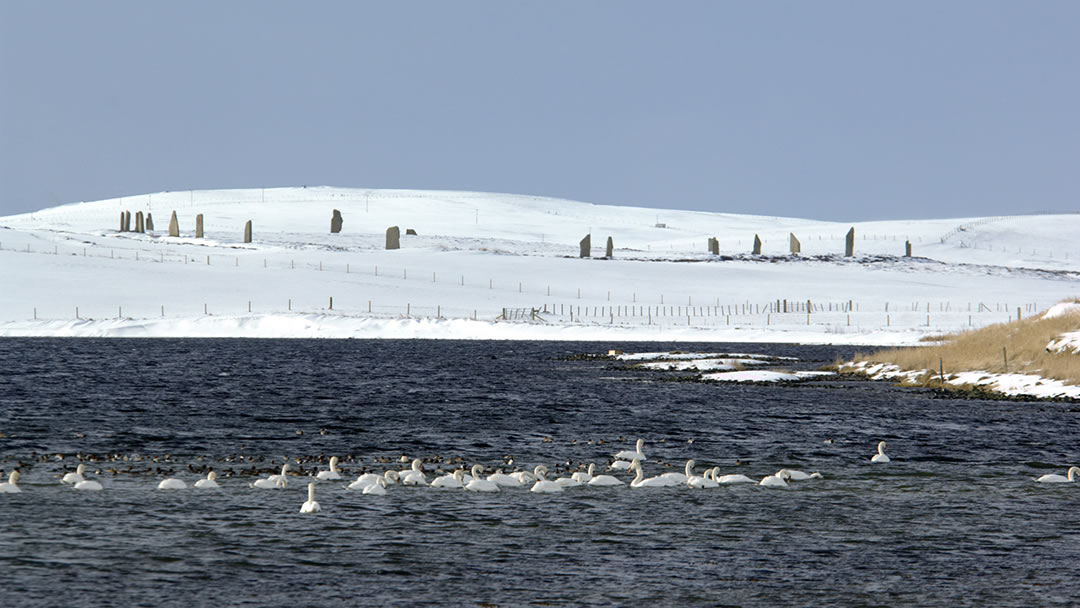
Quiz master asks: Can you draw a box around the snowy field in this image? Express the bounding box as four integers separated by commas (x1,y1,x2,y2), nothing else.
0,187,1077,344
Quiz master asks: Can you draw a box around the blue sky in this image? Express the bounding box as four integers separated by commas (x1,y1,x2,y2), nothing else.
1,1,1077,220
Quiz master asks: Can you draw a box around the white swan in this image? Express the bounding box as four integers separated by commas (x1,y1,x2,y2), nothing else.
194,471,220,489
430,469,466,489
1035,466,1079,483
629,460,679,488
777,468,823,481
871,441,890,463
0,471,21,493
465,465,501,492
530,466,564,493
609,460,635,471
687,461,718,489
659,459,695,484
61,463,86,485
587,470,626,486
157,477,187,490
759,471,792,487
487,469,525,487
268,464,291,483
300,482,321,513
614,438,647,462
252,476,287,489
347,470,399,490
316,457,343,481
73,479,103,491
571,464,597,484
399,459,428,486
363,477,388,495
713,467,756,484
510,466,546,485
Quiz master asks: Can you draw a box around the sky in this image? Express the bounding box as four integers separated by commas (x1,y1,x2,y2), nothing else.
1,1,1078,221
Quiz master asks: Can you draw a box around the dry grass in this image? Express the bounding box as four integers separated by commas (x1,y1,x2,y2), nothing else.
850,300,1080,387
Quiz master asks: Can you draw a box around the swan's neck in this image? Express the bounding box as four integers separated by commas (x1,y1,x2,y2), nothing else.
308,483,316,501
329,458,338,472
632,466,643,484
588,463,595,476
1069,467,1079,481
685,460,694,476
636,439,644,452
207,471,216,481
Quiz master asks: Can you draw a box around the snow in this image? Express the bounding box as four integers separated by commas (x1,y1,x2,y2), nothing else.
702,370,835,383
1,187,1077,346
841,361,1080,399
1043,302,1080,319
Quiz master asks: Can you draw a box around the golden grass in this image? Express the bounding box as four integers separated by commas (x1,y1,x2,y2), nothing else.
849,300,1080,387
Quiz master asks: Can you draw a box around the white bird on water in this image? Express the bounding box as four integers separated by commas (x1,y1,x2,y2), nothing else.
300,482,321,513
62,464,86,485
157,477,187,490
1035,466,1079,483
363,477,388,495
268,464,291,483
430,469,466,489
252,476,287,489
530,466,564,493
73,478,103,491
871,441,891,463
316,457,343,481
465,465,501,493
777,469,823,481
194,471,220,489
629,460,679,488
0,471,22,493
759,471,792,488
399,459,428,486
614,438,647,462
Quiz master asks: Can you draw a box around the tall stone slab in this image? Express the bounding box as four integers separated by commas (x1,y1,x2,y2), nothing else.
243,220,252,243
120,212,127,232
135,211,145,233
124,211,132,232
579,234,591,258
605,236,614,258
789,233,801,255
845,227,855,257
709,237,719,255
905,240,912,257
146,213,154,231
330,209,343,234
753,234,762,255
195,214,204,238
386,226,400,250
168,211,180,237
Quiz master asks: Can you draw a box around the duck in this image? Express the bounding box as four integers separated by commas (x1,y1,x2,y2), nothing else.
629,460,679,488
777,469,823,481
1035,466,1079,483
194,471,220,489
871,441,890,463
300,482,321,513
73,478,104,491
399,459,428,486
759,471,792,487
62,463,86,485
430,469,466,489
0,470,21,493
614,438,647,462
529,466,564,493
157,477,187,490
465,465,501,492
316,457,343,481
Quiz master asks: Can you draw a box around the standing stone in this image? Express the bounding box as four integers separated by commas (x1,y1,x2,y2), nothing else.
243,220,252,243
168,211,180,237
905,240,912,257
120,212,127,232
135,211,145,233
405,228,417,235
789,233,801,255
386,226,400,250
330,209,343,234
146,213,154,232
124,210,132,232
709,237,719,255
605,236,614,258
579,234,591,258
753,234,762,255
195,214,204,238
845,227,855,257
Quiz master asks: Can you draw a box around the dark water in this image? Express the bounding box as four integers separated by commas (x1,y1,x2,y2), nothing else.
1,339,1078,607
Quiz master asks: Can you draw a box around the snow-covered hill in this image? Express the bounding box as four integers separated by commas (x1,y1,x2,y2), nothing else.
1,187,1077,342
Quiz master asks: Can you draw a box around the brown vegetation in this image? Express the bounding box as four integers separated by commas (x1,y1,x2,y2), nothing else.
848,300,1080,387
